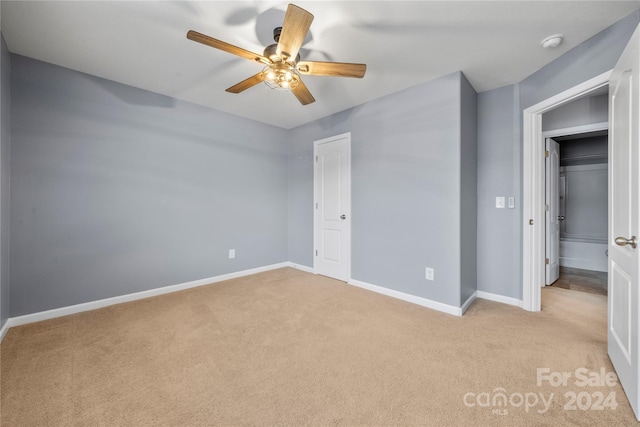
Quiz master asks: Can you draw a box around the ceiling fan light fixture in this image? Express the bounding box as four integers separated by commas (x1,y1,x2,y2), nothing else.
187,4,364,105
262,63,301,91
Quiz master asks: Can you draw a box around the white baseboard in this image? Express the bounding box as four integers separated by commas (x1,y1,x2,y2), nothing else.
348,278,464,316
559,257,607,273
287,263,314,274
461,292,477,314
0,263,525,345
4,262,290,332
0,318,10,342
476,290,523,308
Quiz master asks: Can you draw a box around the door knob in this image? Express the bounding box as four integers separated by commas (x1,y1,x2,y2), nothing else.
340,214,346,220
615,236,637,249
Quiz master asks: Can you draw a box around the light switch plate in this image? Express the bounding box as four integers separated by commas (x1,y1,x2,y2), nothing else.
425,267,434,281
496,197,505,209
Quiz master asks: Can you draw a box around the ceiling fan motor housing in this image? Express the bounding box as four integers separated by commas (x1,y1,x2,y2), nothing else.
263,42,300,64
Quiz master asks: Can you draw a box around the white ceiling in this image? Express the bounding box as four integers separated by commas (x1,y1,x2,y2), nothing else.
2,1,640,129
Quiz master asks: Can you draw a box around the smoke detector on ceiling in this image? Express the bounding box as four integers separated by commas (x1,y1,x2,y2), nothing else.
540,34,564,49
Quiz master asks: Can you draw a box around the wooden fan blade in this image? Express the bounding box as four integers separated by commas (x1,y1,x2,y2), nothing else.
297,61,366,78
276,4,314,62
187,30,270,64
226,73,266,94
292,79,315,105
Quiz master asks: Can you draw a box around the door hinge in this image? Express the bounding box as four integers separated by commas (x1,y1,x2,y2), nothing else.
315,156,318,162
545,258,550,265
315,202,318,209
315,250,318,256
545,204,549,212
545,150,549,158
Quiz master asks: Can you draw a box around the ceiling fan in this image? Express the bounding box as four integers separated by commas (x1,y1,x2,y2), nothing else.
186,3,366,105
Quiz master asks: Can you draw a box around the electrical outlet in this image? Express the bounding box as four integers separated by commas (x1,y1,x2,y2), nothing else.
496,196,505,209
425,267,435,281
229,249,235,259
508,197,515,209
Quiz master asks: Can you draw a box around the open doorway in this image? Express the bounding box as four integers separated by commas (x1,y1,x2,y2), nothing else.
544,130,609,298
522,70,611,312
540,89,609,300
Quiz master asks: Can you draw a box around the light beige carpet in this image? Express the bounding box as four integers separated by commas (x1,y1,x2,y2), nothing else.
0,267,637,426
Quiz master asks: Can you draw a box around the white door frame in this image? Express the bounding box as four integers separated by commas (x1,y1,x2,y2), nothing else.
313,132,352,280
522,70,611,312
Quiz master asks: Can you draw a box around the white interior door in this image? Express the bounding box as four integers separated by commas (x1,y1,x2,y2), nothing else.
609,23,640,420
545,138,560,285
314,133,351,281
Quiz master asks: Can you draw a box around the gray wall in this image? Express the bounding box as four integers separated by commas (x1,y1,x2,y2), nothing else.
460,74,477,305
288,71,475,308
477,9,640,299
10,55,289,316
542,94,608,131
519,11,639,111
560,164,608,242
477,85,521,298
1,34,9,327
